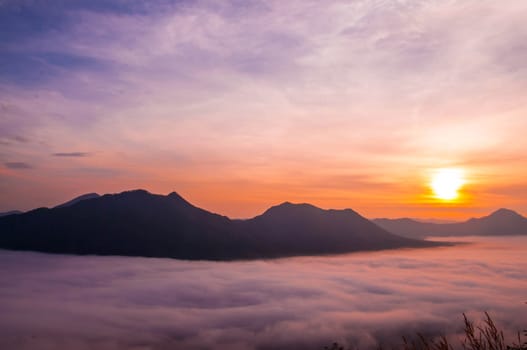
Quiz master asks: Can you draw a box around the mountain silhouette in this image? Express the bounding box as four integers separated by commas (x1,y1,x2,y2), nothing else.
0,193,99,218
0,190,439,260
237,202,428,256
0,210,22,217
54,193,100,208
373,208,527,239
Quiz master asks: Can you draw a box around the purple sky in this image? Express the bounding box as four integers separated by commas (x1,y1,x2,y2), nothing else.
1,0,527,219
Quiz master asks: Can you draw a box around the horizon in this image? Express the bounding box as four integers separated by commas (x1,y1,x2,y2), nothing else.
3,187,525,221
2,1,527,220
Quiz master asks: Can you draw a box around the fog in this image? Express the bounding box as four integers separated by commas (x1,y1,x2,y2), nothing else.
1,236,526,350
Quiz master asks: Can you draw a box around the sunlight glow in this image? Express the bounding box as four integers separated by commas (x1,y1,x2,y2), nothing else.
430,168,465,201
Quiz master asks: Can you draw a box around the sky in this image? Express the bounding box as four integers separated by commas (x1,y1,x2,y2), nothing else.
1,0,527,219
1,236,526,350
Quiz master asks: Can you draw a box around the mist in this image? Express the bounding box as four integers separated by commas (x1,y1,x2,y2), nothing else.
1,236,526,350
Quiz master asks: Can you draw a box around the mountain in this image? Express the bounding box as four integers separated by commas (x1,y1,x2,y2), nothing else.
0,210,22,217
373,208,527,239
0,190,252,260
413,218,459,224
372,218,441,239
0,193,99,218
0,190,440,260
0,192,100,218
237,202,432,257
54,193,100,208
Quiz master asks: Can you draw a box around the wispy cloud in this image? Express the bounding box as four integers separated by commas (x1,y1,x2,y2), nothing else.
52,152,90,157
4,162,32,169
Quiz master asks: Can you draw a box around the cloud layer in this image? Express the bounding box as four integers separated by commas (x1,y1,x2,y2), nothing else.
0,236,526,350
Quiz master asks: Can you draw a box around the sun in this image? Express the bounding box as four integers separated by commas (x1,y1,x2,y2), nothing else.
430,168,465,201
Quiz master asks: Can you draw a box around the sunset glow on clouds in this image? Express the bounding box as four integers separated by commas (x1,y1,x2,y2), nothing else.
1,0,527,219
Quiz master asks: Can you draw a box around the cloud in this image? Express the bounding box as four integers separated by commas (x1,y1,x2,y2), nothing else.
0,236,525,350
52,152,90,157
4,161,32,169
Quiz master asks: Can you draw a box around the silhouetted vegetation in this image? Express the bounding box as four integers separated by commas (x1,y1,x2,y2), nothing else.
325,313,526,350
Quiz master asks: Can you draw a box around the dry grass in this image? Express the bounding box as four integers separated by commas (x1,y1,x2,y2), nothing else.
325,313,526,350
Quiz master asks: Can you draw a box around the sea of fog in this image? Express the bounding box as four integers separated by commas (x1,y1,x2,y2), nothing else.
1,236,526,350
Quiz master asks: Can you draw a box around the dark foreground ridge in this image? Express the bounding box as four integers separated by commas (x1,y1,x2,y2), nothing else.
0,210,23,217
0,189,441,260
373,208,527,239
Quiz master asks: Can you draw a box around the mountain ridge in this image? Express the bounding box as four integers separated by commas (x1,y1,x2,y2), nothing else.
54,192,100,209
0,210,23,217
373,208,527,239
0,189,440,260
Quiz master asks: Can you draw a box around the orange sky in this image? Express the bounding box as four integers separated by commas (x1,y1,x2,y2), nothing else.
1,1,527,220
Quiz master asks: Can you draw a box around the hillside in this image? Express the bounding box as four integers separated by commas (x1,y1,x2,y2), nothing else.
0,190,440,260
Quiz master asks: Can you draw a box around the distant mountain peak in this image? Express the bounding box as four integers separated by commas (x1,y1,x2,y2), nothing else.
120,189,150,196
54,192,100,209
117,189,185,199
104,189,195,208
375,217,419,223
168,191,185,199
374,208,527,239
489,208,522,218
263,202,321,216
167,191,194,206
277,201,314,208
